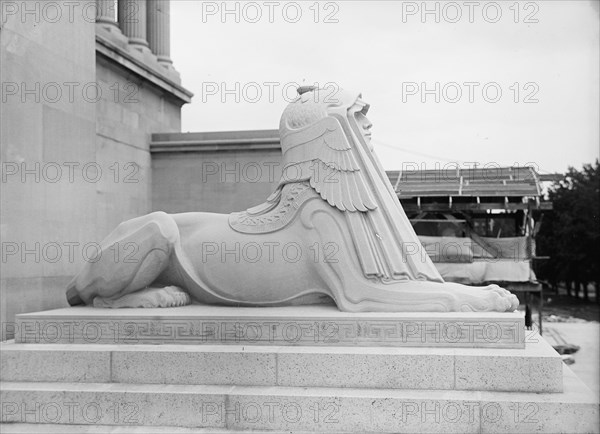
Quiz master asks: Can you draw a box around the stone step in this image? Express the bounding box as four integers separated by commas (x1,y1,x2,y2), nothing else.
0,423,243,433
1,366,597,433
0,336,562,393
12,305,526,348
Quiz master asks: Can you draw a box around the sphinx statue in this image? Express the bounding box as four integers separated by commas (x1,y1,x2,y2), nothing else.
66,87,519,312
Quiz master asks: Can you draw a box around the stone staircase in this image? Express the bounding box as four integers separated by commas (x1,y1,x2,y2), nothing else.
1,305,598,433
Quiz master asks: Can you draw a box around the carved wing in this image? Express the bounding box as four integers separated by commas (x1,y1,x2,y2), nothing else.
280,116,377,212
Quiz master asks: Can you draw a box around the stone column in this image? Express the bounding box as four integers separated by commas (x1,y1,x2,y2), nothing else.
118,0,150,51
96,0,129,45
96,0,117,26
147,0,173,66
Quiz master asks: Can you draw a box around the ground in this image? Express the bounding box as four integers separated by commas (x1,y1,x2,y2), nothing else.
523,288,600,397
541,291,600,322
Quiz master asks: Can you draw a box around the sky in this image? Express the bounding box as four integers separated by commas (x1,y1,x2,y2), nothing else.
170,1,599,174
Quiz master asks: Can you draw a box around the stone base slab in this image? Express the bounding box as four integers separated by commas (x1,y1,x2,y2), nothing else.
13,305,525,348
1,366,597,433
0,336,562,393
0,423,231,433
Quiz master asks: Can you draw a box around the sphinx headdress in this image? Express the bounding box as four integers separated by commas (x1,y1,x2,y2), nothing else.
277,88,378,211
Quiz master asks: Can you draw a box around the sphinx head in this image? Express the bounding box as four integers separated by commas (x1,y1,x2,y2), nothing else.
279,87,374,153
276,87,387,206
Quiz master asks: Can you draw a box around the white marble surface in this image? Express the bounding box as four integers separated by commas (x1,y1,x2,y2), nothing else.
14,305,525,348
17,303,523,319
0,424,233,433
0,337,566,392
1,365,597,433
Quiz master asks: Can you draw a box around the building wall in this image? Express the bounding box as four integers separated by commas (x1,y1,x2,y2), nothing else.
0,2,191,337
151,131,282,214
1,8,98,332
94,51,184,237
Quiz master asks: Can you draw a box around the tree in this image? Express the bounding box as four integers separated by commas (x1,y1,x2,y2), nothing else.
536,160,600,302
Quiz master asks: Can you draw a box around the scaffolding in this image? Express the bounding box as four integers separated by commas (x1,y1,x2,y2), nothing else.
387,166,553,333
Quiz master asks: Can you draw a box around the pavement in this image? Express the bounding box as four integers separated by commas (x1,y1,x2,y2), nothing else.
540,320,600,397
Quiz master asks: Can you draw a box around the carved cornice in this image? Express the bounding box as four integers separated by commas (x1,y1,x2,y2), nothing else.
150,130,281,153
95,34,193,105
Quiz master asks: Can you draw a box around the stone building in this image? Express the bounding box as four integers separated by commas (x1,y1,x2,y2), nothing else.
151,129,282,214
1,0,192,333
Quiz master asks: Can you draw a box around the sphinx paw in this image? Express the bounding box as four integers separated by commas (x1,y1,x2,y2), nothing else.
456,284,519,312
485,284,520,312
93,286,192,308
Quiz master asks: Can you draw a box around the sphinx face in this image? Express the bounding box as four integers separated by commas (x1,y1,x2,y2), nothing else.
347,99,374,152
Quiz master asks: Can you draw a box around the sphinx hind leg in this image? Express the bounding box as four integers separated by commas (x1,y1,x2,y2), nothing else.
66,212,181,306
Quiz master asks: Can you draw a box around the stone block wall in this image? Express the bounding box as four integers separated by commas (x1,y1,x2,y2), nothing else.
1,8,98,333
1,1,192,337
151,130,282,214
94,36,190,237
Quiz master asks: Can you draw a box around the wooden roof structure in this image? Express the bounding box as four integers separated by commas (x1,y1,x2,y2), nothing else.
386,166,553,212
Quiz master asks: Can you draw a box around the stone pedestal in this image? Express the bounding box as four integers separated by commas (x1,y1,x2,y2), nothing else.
11,305,526,348
1,305,598,432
